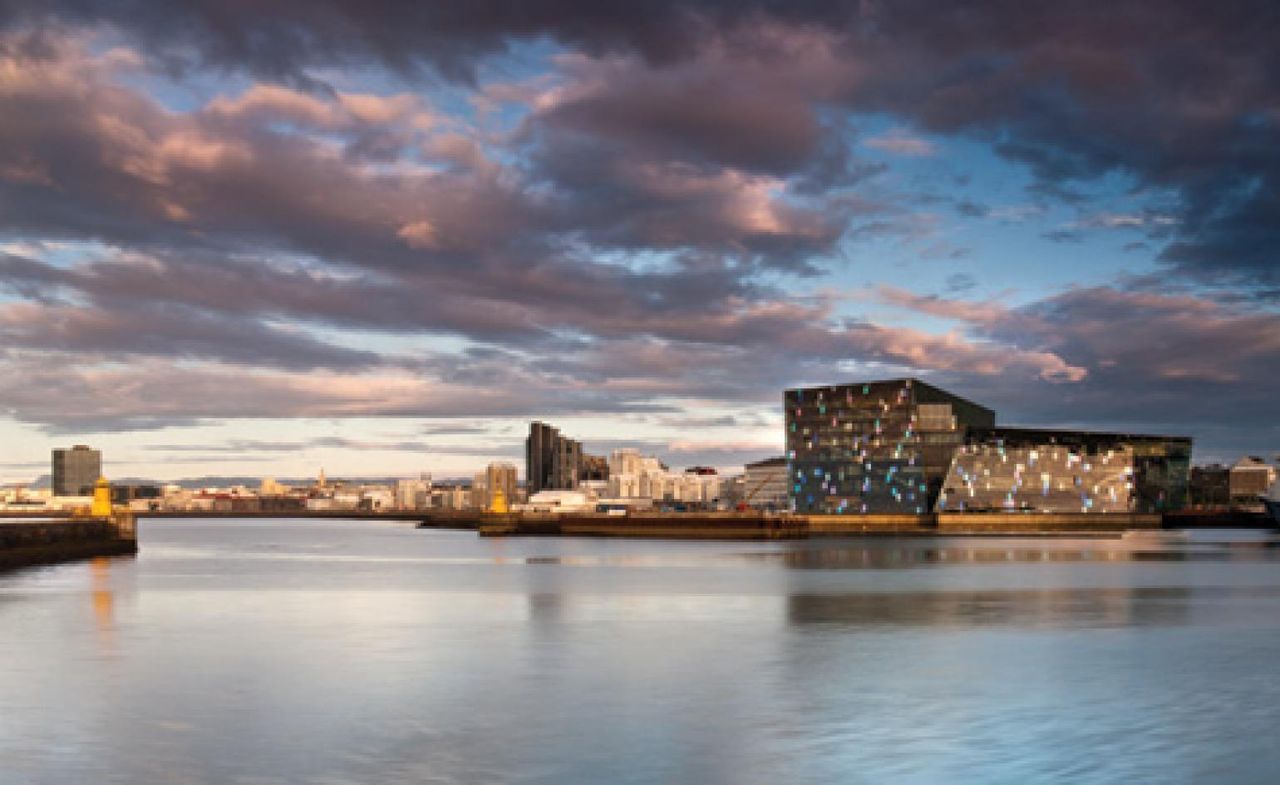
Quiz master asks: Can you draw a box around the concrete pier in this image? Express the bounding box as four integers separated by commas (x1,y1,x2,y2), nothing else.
0,514,137,571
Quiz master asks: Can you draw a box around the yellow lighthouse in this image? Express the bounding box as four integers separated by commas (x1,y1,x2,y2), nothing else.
91,476,113,517
487,486,509,514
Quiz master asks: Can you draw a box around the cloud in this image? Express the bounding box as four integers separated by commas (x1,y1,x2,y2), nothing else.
0,7,1277,465
945,272,977,293
863,128,936,157
0,298,381,370
2,2,1274,289
882,285,1280,452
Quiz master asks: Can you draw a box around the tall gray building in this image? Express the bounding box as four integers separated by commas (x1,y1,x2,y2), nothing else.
526,422,582,495
52,444,102,496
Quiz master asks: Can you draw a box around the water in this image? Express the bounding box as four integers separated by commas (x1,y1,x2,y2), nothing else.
4,519,1280,785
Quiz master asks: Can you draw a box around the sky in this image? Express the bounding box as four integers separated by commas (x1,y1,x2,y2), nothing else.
1,1,1278,483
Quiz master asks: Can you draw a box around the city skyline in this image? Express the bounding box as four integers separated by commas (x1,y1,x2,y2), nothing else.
2,2,1278,482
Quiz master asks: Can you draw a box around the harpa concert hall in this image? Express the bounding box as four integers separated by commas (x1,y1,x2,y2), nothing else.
785,378,1191,515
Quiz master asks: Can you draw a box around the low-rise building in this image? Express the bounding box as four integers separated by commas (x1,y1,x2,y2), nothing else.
521,490,596,513
1230,457,1277,506
743,457,788,510
1189,464,1230,507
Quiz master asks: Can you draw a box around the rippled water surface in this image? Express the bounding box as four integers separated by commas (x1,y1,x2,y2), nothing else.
4,519,1280,784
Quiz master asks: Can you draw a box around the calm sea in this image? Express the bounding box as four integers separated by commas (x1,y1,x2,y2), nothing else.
3,519,1280,784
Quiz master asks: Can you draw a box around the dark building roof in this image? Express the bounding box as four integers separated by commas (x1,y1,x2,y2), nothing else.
967,426,1192,445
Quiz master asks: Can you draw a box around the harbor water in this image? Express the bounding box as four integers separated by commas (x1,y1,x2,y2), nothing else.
3,519,1280,784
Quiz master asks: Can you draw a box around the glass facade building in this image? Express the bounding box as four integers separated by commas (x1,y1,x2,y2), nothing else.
936,428,1192,513
786,379,995,514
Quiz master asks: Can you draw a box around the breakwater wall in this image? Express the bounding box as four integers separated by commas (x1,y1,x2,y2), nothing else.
0,516,137,571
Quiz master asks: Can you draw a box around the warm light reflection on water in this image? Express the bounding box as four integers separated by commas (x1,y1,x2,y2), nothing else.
3,519,1280,784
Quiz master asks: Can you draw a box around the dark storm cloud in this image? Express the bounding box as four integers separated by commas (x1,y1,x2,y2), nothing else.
4,1,1276,287
0,1,862,85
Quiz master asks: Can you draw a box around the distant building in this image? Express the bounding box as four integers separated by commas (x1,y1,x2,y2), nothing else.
602,448,718,506
1189,464,1231,507
485,462,518,511
718,474,745,509
396,475,432,510
787,379,995,514
110,483,161,506
436,485,472,510
580,453,610,482
471,472,488,510
526,421,583,494
1230,457,1277,505
522,490,595,513
52,445,102,496
743,457,788,510
260,477,287,496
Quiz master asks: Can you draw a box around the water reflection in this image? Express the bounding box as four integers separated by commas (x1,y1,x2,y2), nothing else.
787,587,1195,629
89,557,115,651
752,539,1280,570
2,520,1280,785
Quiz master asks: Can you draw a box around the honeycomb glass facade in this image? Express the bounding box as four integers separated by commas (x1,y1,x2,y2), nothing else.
936,428,1192,513
786,379,995,514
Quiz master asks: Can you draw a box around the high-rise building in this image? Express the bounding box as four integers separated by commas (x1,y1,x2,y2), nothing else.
786,379,995,514
526,422,583,495
52,444,102,496
485,462,518,511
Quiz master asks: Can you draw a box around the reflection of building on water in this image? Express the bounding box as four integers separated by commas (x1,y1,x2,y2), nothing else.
786,586,1192,629
527,591,566,625
770,544,1139,570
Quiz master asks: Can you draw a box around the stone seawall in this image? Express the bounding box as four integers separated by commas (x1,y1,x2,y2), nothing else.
0,518,138,571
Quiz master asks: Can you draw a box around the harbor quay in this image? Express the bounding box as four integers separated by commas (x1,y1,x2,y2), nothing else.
471,509,1179,539
0,477,138,571
0,514,137,571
